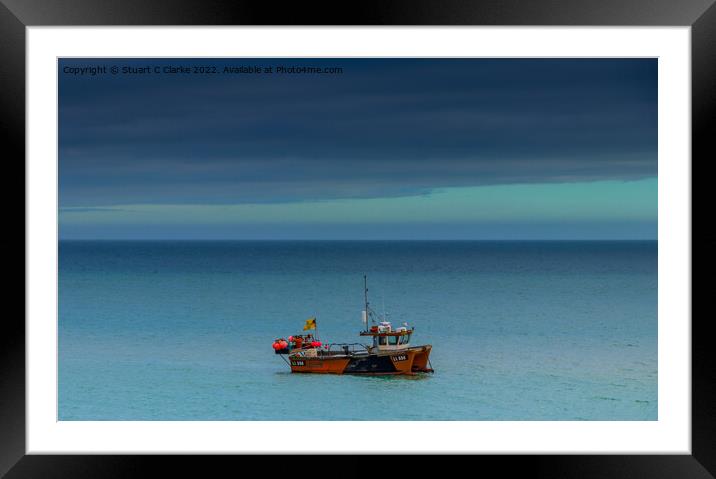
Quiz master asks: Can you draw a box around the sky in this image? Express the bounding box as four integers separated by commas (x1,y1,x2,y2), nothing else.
58,58,657,239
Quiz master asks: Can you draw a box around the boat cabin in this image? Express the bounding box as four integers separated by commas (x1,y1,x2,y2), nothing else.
359,321,414,351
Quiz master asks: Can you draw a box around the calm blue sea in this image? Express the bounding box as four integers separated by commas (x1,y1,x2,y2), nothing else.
58,241,657,420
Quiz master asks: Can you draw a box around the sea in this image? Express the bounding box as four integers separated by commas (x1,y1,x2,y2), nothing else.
58,240,657,420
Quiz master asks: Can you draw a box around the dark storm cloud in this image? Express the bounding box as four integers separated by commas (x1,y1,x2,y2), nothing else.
59,58,657,206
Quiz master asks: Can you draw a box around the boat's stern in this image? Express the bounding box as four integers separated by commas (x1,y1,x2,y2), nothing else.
410,345,433,373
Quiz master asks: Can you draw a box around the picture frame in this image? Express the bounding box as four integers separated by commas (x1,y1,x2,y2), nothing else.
6,0,713,475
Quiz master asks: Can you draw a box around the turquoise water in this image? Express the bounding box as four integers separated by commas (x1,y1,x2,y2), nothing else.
58,241,657,420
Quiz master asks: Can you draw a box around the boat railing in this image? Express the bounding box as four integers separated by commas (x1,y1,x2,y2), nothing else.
321,343,370,355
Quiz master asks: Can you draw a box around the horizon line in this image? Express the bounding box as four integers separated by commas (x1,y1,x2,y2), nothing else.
57,238,658,242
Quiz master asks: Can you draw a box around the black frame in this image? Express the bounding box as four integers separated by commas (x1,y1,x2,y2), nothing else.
5,0,714,475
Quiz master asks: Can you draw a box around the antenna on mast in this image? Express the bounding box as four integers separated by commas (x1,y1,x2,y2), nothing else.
363,274,369,332
382,293,385,322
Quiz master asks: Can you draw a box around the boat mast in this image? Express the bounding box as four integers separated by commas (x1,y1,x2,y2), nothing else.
364,274,369,332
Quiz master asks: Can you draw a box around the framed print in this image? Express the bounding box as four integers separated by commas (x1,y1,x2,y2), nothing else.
6,0,715,475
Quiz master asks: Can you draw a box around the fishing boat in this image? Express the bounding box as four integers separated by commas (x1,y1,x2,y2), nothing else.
271,276,434,375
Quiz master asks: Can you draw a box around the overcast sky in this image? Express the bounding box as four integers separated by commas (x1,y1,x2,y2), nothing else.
59,58,657,239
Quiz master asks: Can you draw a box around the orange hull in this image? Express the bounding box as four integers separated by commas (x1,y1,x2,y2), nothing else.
289,357,351,374
410,345,433,373
288,346,432,375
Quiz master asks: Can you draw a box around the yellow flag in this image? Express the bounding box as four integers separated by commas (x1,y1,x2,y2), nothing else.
303,317,316,330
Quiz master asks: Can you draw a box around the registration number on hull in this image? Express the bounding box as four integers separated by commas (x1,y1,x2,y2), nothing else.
291,360,305,366
392,354,408,362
